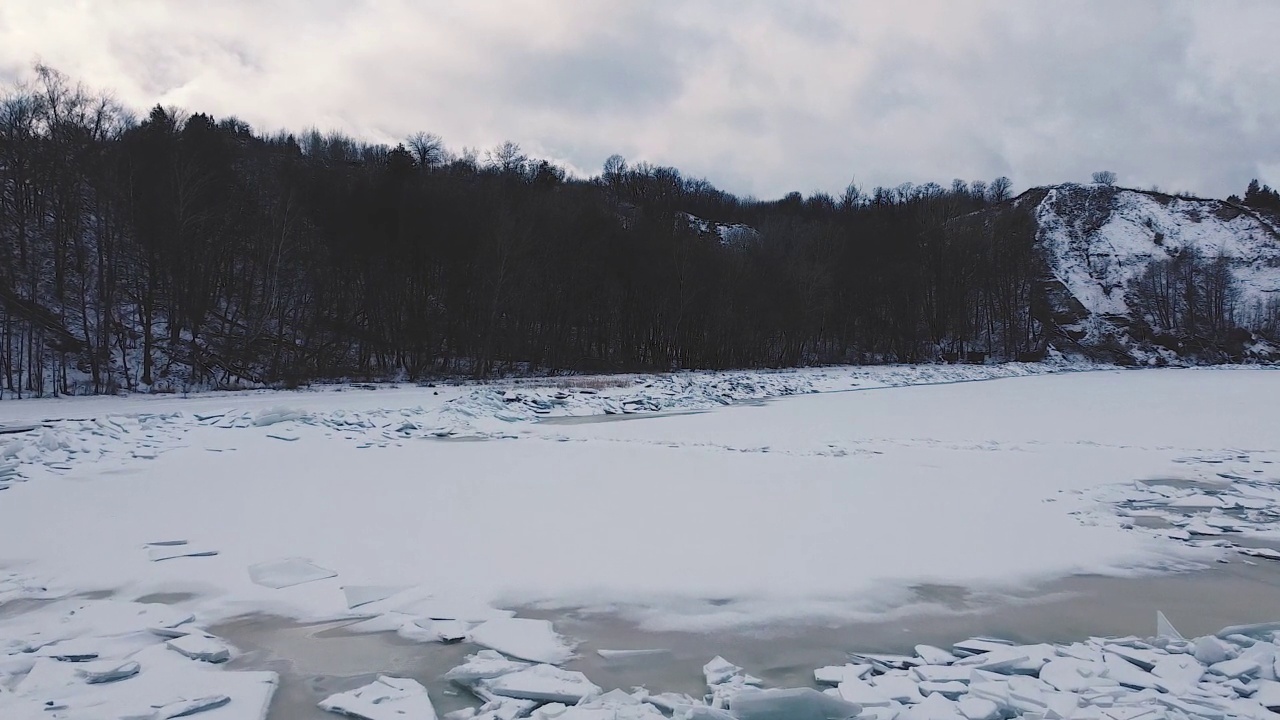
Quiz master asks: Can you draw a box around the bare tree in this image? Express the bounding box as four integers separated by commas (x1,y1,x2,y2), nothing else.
407,131,446,168
1091,170,1117,186
486,141,527,176
988,176,1012,202
602,154,626,180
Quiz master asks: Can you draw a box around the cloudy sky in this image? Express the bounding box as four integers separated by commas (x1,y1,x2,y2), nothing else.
3,1,1278,200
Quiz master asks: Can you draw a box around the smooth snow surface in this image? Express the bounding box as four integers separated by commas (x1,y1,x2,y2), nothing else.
0,367,1276,633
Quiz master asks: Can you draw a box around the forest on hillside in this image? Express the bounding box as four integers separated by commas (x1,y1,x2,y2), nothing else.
0,67,1275,396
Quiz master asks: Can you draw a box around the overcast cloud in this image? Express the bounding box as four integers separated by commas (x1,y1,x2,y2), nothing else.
3,0,1278,199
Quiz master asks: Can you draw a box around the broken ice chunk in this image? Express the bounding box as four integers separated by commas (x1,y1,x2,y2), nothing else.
1038,658,1115,693
857,707,902,720
1238,547,1280,561
341,585,408,609
670,706,738,720
641,691,703,715
1217,621,1280,640
248,557,337,589
253,407,306,426
902,692,963,720
957,697,1000,720
444,650,530,684
918,682,967,699
1099,707,1163,720
952,638,1014,656
36,639,99,662
464,687,537,720
482,664,601,704
1150,654,1204,694
815,664,873,685
469,618,574,665
1185,519,1224,536
1101,654,1160,690
147,544,219,562
1168,493,1227,508
1209,657,1261,679
704,656,743,686
528,689,666,720
1254,679,1280,710
165,632,233,663
730,687,861,720
1002,675,1052,715
873,676,925,704
155,694,232,718
596,648,671,661
953,646,1035,674
911,666,971,684
1104,646,1163,672
1194,636,1237,665
836,679,892,707
852,653,922,671
915,645,958,665
319,675,438,720
1156,611,1184,641
413,618,469,644
75,659,140,684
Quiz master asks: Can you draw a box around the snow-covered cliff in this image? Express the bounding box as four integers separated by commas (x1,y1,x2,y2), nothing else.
1029,184,1280,362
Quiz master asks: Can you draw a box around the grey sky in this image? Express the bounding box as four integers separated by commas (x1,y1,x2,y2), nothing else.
3,1,1278,200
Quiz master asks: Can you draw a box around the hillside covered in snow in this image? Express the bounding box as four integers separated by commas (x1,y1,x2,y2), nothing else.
1024,185,1280,363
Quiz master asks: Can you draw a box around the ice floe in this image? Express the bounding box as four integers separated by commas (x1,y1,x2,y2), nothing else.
595,648,670,661
815,663,874,685
165,631,234,664
482,664,601,704
730,687,861,720
246,557,337,589
319,675,437,720
528,689,665,719
468,618,575,665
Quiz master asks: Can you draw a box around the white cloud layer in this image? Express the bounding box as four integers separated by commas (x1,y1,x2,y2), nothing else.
3,0,1278,199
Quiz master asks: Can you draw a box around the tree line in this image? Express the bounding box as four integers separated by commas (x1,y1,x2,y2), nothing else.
0,67,1269,396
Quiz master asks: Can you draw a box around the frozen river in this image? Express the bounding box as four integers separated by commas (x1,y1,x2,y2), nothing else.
1,365,1278,718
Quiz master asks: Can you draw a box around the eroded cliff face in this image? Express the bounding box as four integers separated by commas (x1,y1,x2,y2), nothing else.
1025,184,1280,363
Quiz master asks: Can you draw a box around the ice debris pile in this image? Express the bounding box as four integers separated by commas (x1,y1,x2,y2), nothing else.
0,362,1083,483
313,614,1280,720
0,598,274,719
420,363,1076,438
1094,468,1280,559
0,413,191,484
209,362,1071,441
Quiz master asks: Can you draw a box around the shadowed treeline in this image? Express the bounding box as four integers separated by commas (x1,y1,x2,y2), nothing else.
0,67,1271,395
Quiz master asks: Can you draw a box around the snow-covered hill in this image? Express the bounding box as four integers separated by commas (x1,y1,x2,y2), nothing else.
1027,184,1280,362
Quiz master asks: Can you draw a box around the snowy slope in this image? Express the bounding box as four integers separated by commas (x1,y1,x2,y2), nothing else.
1032,184,1280,358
